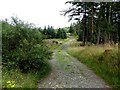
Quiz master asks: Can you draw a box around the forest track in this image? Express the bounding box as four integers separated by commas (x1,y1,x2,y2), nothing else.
38,39,110,88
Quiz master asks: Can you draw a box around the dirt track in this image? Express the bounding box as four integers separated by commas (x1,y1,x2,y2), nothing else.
38,39,110,88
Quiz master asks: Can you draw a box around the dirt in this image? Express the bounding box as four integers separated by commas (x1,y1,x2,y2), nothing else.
38,39,110,88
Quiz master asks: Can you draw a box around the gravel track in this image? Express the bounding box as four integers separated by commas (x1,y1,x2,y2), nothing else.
38,39,110,88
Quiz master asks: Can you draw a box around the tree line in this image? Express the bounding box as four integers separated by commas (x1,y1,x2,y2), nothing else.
63,1,120,46
39,26,67,39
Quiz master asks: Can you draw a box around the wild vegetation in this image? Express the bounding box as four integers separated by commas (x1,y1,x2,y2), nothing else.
40,26,67,39
67,41,119,88
1,15,69,88
63,1,120,88
1,0,120,89
1,17,53,88
63,2,120,46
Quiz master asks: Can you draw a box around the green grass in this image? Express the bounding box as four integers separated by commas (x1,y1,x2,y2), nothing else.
67,45,120,88
43,38,69,50
2,61,51,88
2,68,37,88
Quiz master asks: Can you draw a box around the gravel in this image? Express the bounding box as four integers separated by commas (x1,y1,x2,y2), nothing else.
38,39,110,88
38,50,110,88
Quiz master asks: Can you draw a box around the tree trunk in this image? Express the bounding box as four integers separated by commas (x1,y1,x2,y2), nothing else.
97,28,101,45
84,3,87,46
108,4,111,45
92,7,94,34
108,33,110,44
91,5,94,45
104,32,107,44
83,3,87,46
118,22,120,49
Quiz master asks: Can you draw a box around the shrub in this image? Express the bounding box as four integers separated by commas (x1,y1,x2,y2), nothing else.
2,17,51,73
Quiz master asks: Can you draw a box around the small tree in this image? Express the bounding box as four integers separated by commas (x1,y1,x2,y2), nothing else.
57,28,67,39
69,25,74,34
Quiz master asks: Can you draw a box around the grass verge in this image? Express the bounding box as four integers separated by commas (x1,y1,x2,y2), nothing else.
2,61,51,88
67,45,120,88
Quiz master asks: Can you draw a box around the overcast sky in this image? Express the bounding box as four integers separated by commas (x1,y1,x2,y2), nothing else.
0,0,75,28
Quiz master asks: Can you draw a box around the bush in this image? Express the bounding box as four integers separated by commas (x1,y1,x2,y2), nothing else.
2,17,52,73
4,45,51,73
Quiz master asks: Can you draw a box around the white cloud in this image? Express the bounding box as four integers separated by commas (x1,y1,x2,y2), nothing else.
0,0,75,28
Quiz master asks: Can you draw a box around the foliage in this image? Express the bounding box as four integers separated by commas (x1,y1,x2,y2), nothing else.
57,28,67,39
63,2,120,45
41,26,67,39
2,67,49,88
42,26,56,38
2,17,52,73
69,25,74,35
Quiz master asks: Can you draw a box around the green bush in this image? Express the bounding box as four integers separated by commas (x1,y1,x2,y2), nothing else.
2,17,52,73
4,45,51,73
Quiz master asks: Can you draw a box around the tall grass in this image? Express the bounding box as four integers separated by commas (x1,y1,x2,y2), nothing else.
67,45,119,88
2,63,51,88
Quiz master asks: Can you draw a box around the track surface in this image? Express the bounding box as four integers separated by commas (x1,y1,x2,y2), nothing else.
38,39,109,88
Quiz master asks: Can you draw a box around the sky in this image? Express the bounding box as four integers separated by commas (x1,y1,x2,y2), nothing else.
0,0,75,29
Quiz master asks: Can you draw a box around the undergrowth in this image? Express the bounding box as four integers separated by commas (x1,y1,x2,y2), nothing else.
2,17,52,88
